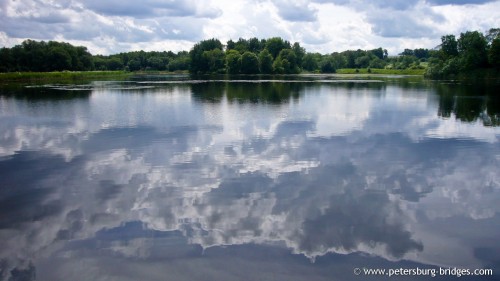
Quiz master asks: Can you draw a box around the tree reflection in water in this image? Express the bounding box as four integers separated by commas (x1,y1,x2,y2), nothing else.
0,76,498,281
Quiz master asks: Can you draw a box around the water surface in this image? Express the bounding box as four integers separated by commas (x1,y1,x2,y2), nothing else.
0,75,499,280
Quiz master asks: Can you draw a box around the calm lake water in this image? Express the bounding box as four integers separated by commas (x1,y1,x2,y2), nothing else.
0,74,499,281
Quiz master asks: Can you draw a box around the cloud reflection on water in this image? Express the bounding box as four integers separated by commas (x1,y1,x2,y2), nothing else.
0,78,499,280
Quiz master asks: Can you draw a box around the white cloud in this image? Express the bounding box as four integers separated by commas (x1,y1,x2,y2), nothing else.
272,0,318,22
0,1,499,58
431,1,500,35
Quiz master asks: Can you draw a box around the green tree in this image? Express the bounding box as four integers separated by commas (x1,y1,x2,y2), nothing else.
413,48,430,60
146,56,167,70
276,49,299,73
488,37,500,68
226,39,236,51
21,40,47,71
226,50,241,74
202,48,225,73
64,44,79,69
107,57,124,70
128,58,142,71
344,50,356,68
354,55,371,68
75,46,94,70
240,51,259,74
441,35,459,59
272,57,284,74
189,38,223,74
93,56,106,70
369,58,386,69
370,48,386,59
168,56,190,71
0,39,93,72
167,51,190,71
258,49,273,74
248,37,263,53
485,28,500,45
319,56,335,73
441,57,461,76
265,37,291,59
302,53,319,72
331,52,347,69
0,48,13,72
400,49,414,56
48,46,72,71
457,31,488,70
394,55,418,69
234,38,249,54
292,42,305,67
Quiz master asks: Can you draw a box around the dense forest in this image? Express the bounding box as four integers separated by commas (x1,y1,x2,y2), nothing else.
0,40,94,72
187,37,424,74
0,40,190,73
426,28,500,78
0,28,498,77
0,37,429,74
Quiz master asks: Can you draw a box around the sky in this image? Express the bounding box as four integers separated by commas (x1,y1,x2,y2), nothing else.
0,0,499,55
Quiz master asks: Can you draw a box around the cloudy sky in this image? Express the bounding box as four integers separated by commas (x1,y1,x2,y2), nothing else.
0,0,499,55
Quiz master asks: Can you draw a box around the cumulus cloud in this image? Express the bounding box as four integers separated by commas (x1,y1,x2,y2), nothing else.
0,0,221,54
309,0,499,51
81,0,222,18
310,0,446,39
0,0,499,54
367,11,436,38
314,0,420,10
427,0,498,5
313,0,497,7
272,0,318,22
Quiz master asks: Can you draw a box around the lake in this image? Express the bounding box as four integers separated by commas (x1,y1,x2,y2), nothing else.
0,74,499,281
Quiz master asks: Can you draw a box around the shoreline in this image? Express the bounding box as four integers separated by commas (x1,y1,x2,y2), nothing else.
0,69,424,83
0,71,132,83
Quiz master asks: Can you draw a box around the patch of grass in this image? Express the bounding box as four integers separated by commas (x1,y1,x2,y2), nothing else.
336,68,426,75
0,71,131,83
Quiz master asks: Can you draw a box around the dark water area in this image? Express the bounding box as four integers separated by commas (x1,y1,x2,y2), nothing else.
0,74,499,281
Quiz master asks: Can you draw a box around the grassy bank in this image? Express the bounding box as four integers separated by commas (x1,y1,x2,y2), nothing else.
1,69,427,84
0,71,132,83
336,68,426,75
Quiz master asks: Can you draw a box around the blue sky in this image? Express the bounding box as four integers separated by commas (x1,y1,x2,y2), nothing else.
0,0,499,55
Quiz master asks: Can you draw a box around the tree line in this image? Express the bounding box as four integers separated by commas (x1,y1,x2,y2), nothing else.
0,40,94,72
93,50,189,72
0,29,498,76
0,40,190,73
426,28,500,78
188,37,433,74
0,37,428,74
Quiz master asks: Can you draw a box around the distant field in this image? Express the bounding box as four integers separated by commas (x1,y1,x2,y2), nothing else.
336,68,426,75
